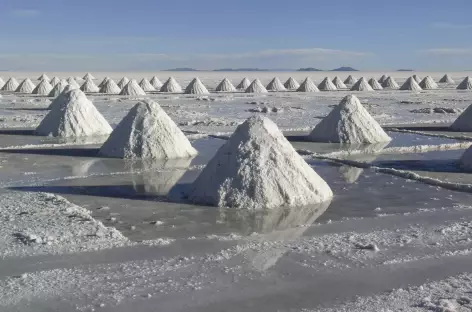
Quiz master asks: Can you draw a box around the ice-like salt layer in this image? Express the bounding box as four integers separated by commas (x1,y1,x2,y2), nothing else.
419,76,438,90
350,77,374,91
36,89,112,137
150,76,163,89
236,77,251,90
189,116,333,209
297,77,319,92
160,77,183,93
284,77,300,90
83,72,95,80
99,79,121,94
266,77,286,91
456,76,472,90
139,78,156,92
382,76,399,89
245,79,268,93
117,77,130,89
1,78,19,91
318,77,337,91
184,77,209,95
400,77,423,91
344,75,357,84
215,78,236,92
15,78,36,93
368,78,383,90
32,79,53,95
80,79,99,93
439,74,454,84
308,94,392,144
99,100,197,159
332,76,347,89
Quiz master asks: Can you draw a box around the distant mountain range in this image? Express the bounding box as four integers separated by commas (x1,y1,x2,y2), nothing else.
164,66,360,72
331,66,359,72
297,67,323,72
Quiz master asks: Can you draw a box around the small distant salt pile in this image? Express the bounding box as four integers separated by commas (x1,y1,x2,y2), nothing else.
350,77,374,91
37,74,50,82
188,116,333,209
400,77,423,91
119,79,146,96
412,74,422,83
36,89,112,137
344,75,357,85
284,77,300,90
99,79,121,94
308,94,391,144
98,77,110,88
139,78,156,92
80,79,99,92
83,73,95,80
451,103,472,131
381,76,399,89
117,77,130,89
32,79,53,95
236,77,251,90
318,77,337,91
297,77,319,92
266,77,286,91
439,74,454,84
456,77,472,90
215,78,236,92
419,76,438,90
65,77,80,89
49,77,60,87
378,74,387,83
48,79,69,97
245,79,268,93
99,100,197,159
150,76,163,89
368,78,383,90
332,76,347,89
1,78,19,91
15,78,36,93
184,77,210,95
160,77,183,93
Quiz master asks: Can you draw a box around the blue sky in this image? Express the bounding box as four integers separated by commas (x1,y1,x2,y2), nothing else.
0,0,471,71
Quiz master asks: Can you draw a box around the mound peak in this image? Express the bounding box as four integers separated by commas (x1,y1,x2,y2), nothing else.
368,78,383,90
297,77,319,92
184,77,209,95
15,78,36,93
236,78,251,90
160,77,183,93
344,75,357,85
284,77,300,90
318,77,337,91
399,77,423,91
99,79,121,94
419,76,438,90
439,74,454,84
117,77,130,89
457,76,472,90
150,76,163,89
350,77,374,91
332,76,347,89
245,79,268,93
1,78,19,91
139,78,156,92
119,79,146,96
215,78,236,92
266,77,286,91
381,76,399,89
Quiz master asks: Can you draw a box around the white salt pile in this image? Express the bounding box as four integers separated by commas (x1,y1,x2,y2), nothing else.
236,77,251,90
344,75,357,84
37,89,112,137
99,100,197,159
184,77,210,95
32,79,53,95
382,76,399,89
98,77,110,88
188,115,333,209
49,77,60,87
308,94,391,144
48,79,69,97
450,103,472,131
297,77,319,92
456,76,472,90
66,77,76,84
459,146,472,171
150,76,163,89
0,77,4,89
368,78,383,90
245,79,268,93
117,77,130,89
400,76,423,91
80,79,99,93
83,73,95,80
160,77,183,93
99,79,121,94
332,76,347,89
48,84,79,110
15,78,36,93
419,76,438,90
37,73,50,82
412,74,422,83
378,74,387,83
1,78,19,91
119,79,146,96
266,77,286,91
284,77,300,90
439,74,454,84
318,77,337,91
215,78,236,92
139,78,156,92
350,77,374,91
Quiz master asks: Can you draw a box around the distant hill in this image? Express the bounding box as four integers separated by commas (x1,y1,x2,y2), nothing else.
331,66,359,72
163,68,199,71
213,68,269,72
397,69,414,72
297,67,323,72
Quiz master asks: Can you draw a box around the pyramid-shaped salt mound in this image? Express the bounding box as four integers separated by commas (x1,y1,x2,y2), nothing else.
160,77,183,93
350,77,374,91
99,79,121,94
215,78,236,92
150,76,163,89
49,77,60,87
139,78,156,92
66,77,76,84
117,77,130,89
83,73,95,80
98,77,110,88
318,77,337,91
266,77,286,91
368,78,383,90
188,116,333,209
332,76,347,89
459,146,472,171
450,103,472,131
32,79,53,95
1,78,19,91
378,75,387,83
308,95,391,144
37,74,50,82
439,74,454,84
344,75,357,84
236,78,251,90
80,79,99,92
36,89,112,137
48,84,78,110
456,77,472,90
381,76,399,89
184,77,209,95
400,77,423,91
245,79,268,93
48,80,69,97
412,74,421,83
297,77,319,92
284,77,300,90
119,79,146,96
99,100,198,159
419,76,438,90
15,78,36,93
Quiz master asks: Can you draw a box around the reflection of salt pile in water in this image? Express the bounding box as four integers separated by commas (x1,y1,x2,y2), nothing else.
215,78,236,92
184,77,209,95
15,78,36,93
450,102,472,131
236,77,250,90
368,78,383,90
36,89,112,137
1,78,19,91
150,76,163,89
160,77,182,93
308,94,391,144
381,76,399,89
117,77,130,89
119,79,146,96
350,77,374,91
456,77,472,90
71,159,100,177
332,76,347,89
344,75,357,85
139,78,156,92
318,77,337,91
439,74,454,84
399,76,422,91
297,77,319,92
99,100,197,159
80,79,99,92
266,77,286,91
32,79,53,95
284,77,300,90
189,116,333,209
99,79,121,94
419,76,438,90
245,79,268,93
